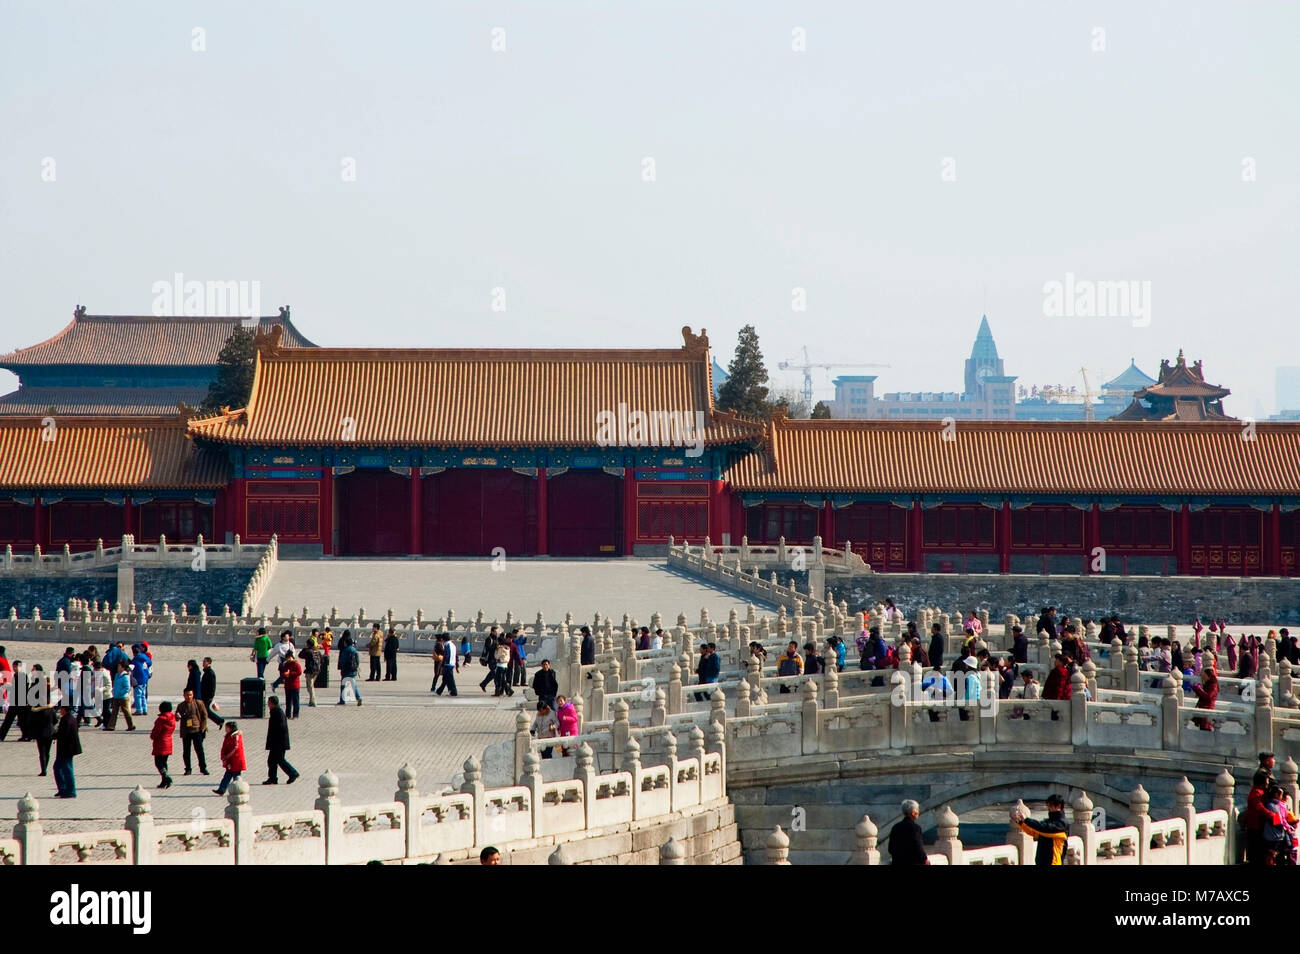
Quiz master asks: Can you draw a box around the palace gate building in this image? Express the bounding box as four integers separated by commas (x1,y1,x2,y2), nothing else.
1,321,1298,577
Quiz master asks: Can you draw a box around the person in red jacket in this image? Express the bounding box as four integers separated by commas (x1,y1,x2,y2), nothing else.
213,722,247,796
281,655,303,719
1192,667,1218,731
149,701,176,789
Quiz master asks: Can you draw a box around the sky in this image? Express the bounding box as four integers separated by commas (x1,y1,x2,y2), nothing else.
2,0,1298,416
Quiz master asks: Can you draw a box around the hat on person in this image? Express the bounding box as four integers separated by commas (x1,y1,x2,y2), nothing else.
962,656,978,669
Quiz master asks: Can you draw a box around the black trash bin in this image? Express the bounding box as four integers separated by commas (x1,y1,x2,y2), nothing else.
240,677,266,718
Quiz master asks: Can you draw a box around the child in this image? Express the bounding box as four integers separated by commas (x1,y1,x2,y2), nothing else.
1261,784,1298,866
150,701,176,789
459,634,471,673
213,721,247,796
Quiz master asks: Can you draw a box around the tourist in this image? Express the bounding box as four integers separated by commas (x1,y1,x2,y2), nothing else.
459,633,472,672
55,646,76,679
512,630,528,687
109,662,136,731
1043,654,1071,701
52,704,80,798
748,641,767,667
200,657,224,727
531,659,558,710
437,635,459,696
884,599,902,624
0,661,30,741
321,626,334,660
30,692,58,776
1237,640,1258,682
777,641,803,693
888,799,928,865
1261,783,1298,865
1010,625,1028,663
493,638,514,697
996,656,1016,699
182,658,201,699
636,626,651,652
1188,666,1220,732
102,640,129,677
94,659,112,728
432,636,446,693
803,642,822,676
833,635,847,672
75,653,94,726
130,644,152,715
1036,607,1058,639
263,696,299,785
150,701,176,789
963,609,981,636
270,631,296,690
281,651,303,719
478,629,498,692
694,643,720,702
480,847,501,865
367,624,383,682
213,722,246,796
337,633,363,706
1259,751,1276,777
1012,794,1069,865
955,657,980,721
555,695,580,755
176,688,210,774
298,639,319,708
921,665,951,722
251,628,272,679
651,629,664,651
580,626,595,666
533,701,559,758
928,623,945,671
383,628,400,681
909,637,929,668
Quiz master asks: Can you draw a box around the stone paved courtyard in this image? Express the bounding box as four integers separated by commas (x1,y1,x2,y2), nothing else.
256,558,765,622
0,641,520,831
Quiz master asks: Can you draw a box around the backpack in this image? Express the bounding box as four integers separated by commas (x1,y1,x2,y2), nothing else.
302,649,319,676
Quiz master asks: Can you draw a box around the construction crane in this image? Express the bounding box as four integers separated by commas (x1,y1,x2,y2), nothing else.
1080,367,1096,422
778,346,891,408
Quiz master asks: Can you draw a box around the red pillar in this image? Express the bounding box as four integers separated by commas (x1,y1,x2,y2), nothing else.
621,471,636,555
998,503,1011,574
319,468,334,555
1086,503,1101,573
123,498,136,541
909,501,923,572
822,501,835,547
731,495,744,544
228,477,246,541
33,498,47,550
537,470,549,556
1269,504,1282,576
708,479,727,543
408,471,421,556
1177,504,1191,575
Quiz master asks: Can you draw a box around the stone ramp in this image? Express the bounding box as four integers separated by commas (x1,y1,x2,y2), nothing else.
255,558,770,622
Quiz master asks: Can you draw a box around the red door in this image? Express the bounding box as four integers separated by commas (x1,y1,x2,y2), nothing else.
548,470,622,556
423,469,536,556
337,470,411,556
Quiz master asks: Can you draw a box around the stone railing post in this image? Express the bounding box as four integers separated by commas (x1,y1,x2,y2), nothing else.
612,699,630,767
709,687,726,728
622,736,643,819
934,805,963,865
225,779,253,865
1123,644,1140,692
589,670,607,722
1069,791,1096,866
513,710,532,784
800,679,819,755
1173,776,1196,865
1070,671,1088,746
460,757,487,847
574,743,597,831
1161,675,1180,751
315,770,342,865
125,785,156,866
1006,799,1034,865
520,751,543,836
662,730,679,813
1128,784,1151,865
735,678,751,718
1213,769,1237,865
765,826,791,865
849,814,880,865
659,837,686,865
1280,758,1299,812
706,721,726,795
15,793,44,865
822,664,840,709
395,764,418,859
667,663,683,715
1255,675,1274,755
651,689,667,726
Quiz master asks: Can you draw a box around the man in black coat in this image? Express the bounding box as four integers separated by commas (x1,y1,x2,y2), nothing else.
1010,626,1028,663
262,696,299,785
927,624,945,673
888,799,929,865
53,704,81,797
199,657,224,726
531,659,558,709
580,626,595,666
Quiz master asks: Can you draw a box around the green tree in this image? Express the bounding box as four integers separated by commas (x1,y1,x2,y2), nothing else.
716,325,771,419
199,327,257,414
811,401,832,419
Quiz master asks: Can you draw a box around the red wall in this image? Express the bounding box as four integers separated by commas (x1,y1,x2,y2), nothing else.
548,471,621,556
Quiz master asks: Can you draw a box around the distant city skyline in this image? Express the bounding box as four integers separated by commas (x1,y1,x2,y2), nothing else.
2,1,1296,419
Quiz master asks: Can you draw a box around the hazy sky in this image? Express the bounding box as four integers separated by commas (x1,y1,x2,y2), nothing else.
3,1,1297,416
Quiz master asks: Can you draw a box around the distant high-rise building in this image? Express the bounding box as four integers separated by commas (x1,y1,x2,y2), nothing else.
1276,366,1300,417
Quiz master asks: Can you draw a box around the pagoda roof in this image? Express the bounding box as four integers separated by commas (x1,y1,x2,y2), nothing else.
188,326,766,449
0,415,227,490
0,311,315,368
1101,359,1157,393
724,416,1300,496
0,386,208,417
1134,351,1231,401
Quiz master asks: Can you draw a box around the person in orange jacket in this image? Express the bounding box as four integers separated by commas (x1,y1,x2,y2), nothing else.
149,701,176,789
213,722,246,796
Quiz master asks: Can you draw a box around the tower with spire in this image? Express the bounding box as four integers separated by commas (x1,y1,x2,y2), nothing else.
963,315,1005,397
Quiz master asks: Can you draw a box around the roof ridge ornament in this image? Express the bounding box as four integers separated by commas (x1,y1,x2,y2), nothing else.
74,304,87,320
681,326,709,356
255,324,284,357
